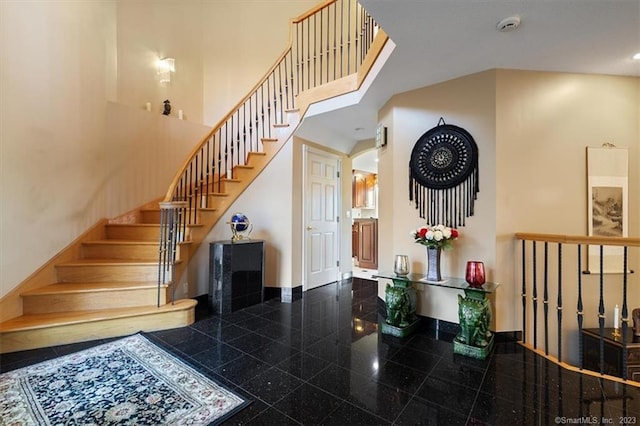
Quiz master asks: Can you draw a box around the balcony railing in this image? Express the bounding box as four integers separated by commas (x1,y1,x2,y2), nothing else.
516,233,639,382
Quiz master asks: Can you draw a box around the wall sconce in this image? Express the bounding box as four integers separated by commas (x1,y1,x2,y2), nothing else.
157,57,175,83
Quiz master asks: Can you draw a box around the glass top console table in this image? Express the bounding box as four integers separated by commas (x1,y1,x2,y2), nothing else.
373,272,499,359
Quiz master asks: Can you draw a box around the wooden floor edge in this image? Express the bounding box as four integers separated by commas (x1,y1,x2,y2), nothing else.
0,299,198,333
0,303,196,354
519,342,640,388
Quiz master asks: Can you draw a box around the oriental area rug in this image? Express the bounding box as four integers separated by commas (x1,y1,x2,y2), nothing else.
0,334,248,425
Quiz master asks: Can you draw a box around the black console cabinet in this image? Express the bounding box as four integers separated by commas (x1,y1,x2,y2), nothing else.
582,328,640,381
209,240,265,314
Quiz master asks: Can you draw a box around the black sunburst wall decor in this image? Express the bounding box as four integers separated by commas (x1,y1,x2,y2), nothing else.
409,118,479,227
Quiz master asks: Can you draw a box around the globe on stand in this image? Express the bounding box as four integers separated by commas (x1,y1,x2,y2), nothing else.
227,213,252,242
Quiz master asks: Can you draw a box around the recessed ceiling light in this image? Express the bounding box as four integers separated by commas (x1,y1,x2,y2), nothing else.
633,52,640,60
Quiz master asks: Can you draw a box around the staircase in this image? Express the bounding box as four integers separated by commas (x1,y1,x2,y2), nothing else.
0,0,388,354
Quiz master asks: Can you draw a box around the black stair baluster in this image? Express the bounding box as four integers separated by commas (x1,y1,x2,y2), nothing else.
557,243,563,362
521,239,527,344
622,246,629,380
333,1,338,80
544,242,549,355
533,241,538,350
577,244,584,368
598,245,605,375
313,13,317,87
216,128,222,193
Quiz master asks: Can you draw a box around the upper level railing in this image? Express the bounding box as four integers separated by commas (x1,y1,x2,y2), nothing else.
161,0,381,230
516,233,639,382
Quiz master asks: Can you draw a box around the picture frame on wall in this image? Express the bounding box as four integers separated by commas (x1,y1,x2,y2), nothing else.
375,124,387,149
586,145,629,274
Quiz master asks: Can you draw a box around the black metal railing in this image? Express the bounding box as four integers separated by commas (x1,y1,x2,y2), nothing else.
516,233,639,381
157,0,383,296
157,201,186,305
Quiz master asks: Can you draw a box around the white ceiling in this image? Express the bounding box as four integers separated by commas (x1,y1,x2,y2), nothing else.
294,0,640,155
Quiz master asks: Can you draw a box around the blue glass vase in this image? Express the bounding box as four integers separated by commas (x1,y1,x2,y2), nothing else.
426,247,442,282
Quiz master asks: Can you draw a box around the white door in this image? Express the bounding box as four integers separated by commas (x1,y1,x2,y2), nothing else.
304,147,340,291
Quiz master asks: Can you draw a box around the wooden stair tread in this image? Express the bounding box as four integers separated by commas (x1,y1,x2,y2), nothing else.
84,239,192,246
106,223,202,228
0,299,197,333
59,258,161,266
85,240,159,245
22,281,161,296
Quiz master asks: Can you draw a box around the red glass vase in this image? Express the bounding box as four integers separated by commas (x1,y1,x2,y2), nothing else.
465,261,486,288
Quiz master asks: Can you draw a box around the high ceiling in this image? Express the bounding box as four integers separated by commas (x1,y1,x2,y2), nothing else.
294,0,640,154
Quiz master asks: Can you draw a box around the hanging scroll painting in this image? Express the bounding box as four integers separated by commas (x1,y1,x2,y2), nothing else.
586,145,628,274
409,118,479,228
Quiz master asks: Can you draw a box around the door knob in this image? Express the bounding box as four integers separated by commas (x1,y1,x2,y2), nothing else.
306,226,313,230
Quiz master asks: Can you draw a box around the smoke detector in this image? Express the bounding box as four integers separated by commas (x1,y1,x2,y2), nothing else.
496,15,521,32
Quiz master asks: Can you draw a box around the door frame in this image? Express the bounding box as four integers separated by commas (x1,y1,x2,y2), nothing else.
302,145,342,292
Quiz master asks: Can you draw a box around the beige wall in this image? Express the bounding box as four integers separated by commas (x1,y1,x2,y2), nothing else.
116,1,205,123
377,70,639,342
0,0,318,299
202,1,317,126
115,0,317,126
378,70,498,324
0,1,117,298
189,141,294,296
495,70,639,363
104,102,211,218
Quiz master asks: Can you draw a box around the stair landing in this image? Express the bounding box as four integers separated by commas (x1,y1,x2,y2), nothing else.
0,299,197,354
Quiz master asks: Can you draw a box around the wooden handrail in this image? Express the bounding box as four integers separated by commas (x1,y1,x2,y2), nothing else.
515,233,640,247
162,0,382,205
154,0,386,297
517,231,638,382
162,46,294,201
293,0,337,23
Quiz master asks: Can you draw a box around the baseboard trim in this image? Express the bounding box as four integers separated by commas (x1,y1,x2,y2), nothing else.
264,286,303,303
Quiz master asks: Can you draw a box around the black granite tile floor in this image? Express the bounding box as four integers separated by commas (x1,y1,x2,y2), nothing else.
1,277,639,425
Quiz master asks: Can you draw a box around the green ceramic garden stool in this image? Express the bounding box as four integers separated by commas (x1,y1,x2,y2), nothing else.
453,287,494,359
374,273,499,357
380,278,419,338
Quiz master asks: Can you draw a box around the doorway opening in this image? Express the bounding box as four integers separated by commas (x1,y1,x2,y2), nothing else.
351,149,378,280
